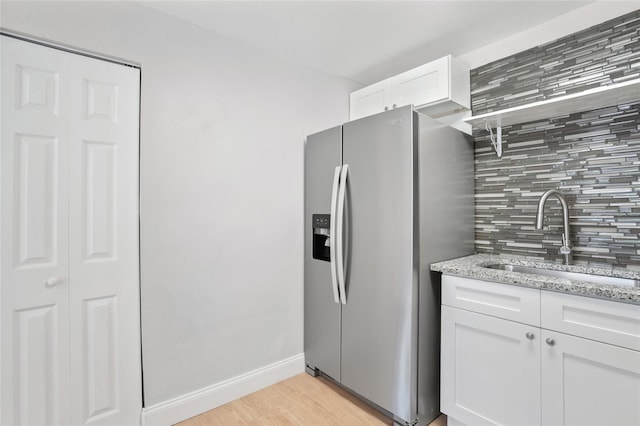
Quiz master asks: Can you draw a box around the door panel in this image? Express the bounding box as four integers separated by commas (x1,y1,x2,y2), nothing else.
84,79,118,122
1,36,71,426
82,141,117,261
304,126,342,381
14,304,60,425
15,134,60,267
83,296,119,421
340,106,417,421
68,54,141,426
16,64,60,114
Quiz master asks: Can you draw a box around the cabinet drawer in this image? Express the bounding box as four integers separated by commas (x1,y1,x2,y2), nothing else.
442,275,540,326
542,291,640,351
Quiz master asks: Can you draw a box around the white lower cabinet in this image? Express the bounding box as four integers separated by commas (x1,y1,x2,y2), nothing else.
541,330,640,426
441,275,640,426
441,306,541,426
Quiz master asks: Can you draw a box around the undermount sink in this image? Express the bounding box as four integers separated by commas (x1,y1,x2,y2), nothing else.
483,263,640,288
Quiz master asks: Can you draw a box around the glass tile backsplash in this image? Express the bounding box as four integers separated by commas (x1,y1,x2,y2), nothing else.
471,10,640,266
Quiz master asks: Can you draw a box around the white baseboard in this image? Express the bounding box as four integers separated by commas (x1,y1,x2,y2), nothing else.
141,353,305,426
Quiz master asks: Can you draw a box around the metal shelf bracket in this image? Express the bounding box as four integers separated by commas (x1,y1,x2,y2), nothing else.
485,120,502,158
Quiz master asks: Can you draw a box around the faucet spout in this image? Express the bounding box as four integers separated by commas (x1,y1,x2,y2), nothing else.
535,189,572,264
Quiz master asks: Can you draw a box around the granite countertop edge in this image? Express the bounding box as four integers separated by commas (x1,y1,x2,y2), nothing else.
430,254,640,305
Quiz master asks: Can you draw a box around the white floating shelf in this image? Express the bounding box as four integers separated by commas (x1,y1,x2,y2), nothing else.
464,79,640,129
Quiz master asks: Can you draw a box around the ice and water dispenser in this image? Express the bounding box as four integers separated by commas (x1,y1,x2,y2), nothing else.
312,214,331,261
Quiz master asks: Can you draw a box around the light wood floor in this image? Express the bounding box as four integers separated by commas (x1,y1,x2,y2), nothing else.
177,373,446,425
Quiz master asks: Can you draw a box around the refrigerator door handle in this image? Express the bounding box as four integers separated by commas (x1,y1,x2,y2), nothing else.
336,164,349,305
329,165,342,304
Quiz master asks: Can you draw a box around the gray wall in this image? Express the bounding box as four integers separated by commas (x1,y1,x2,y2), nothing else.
0,1,358,406
471,10,640,267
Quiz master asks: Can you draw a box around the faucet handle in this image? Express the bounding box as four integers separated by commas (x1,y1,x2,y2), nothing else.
560,233,571,255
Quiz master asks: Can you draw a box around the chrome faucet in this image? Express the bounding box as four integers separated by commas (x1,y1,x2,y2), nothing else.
535,189,572,265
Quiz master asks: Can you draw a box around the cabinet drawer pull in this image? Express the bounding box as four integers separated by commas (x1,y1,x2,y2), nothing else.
546,338,555,346
526,332,535,340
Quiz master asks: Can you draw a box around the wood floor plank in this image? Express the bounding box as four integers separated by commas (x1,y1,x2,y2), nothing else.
176,373,445,425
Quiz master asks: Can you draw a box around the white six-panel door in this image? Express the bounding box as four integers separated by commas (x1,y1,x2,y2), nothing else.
1,35,141,425
1,35,72,426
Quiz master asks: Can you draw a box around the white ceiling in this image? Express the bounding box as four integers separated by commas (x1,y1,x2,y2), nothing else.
140,1,594,84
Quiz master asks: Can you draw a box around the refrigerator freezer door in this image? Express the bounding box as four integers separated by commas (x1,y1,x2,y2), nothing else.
340,106,418,422
304,126,342,381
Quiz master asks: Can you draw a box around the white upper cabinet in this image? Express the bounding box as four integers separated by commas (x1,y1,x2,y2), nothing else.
350,55,470,121
349,79,393,121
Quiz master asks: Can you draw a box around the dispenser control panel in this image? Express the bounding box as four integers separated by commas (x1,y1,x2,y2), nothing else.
312,214,330,229
312,214,331,262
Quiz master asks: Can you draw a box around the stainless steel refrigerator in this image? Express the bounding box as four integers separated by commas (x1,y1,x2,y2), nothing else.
304,106,474,426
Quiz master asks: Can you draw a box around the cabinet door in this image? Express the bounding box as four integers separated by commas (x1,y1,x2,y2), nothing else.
391,56,449,110
441,306,541,426
1,35,72,426
349,79,392,121
541,330,640,426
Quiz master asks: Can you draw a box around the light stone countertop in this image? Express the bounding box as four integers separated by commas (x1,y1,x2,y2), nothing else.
430,254,640,305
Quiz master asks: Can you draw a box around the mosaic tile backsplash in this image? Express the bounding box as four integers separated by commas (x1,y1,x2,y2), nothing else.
471,10,640,267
